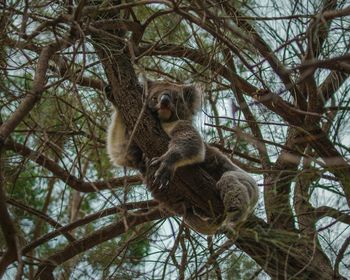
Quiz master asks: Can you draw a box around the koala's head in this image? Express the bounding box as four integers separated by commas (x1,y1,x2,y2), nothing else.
147,81,202,123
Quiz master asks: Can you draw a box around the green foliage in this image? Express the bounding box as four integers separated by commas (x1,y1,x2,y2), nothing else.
136,5,191,44
224,253,261,280
4,151,44,217
119,227,151,266
85,224,152,278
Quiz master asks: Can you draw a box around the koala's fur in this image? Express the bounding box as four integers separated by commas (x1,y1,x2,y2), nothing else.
107,110,144,170
106,81,258,235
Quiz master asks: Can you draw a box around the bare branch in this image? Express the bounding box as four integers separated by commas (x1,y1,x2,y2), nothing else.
314,206,350,225
35,208,166,279
22,200,158,256
0,32,76,145
7,198,75,242
0,146,20,277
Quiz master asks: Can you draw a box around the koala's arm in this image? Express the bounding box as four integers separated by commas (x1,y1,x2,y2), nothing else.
151,120,205,187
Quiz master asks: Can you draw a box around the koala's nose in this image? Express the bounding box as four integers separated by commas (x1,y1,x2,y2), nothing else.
160,94,171,107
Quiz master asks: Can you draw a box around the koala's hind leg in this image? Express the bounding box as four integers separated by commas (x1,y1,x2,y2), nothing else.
217,171,258,227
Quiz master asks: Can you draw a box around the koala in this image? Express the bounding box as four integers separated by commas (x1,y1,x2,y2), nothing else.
106,81,258,235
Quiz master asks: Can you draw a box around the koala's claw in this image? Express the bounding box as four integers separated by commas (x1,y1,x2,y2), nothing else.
150,157,161,167
149,156,173,189
154,168,172,190
159,180,170,190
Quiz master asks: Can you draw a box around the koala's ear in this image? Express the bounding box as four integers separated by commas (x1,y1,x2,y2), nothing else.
183,84,202,113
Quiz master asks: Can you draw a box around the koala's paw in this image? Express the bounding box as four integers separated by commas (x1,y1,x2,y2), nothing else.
223,190,248,223
150,157,173,189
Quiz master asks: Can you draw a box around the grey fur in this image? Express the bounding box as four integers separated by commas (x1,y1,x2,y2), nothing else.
106,81,258,234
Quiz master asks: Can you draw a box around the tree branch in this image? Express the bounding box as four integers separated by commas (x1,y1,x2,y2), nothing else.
23,200,158,256
0,146,20,277
0,32,75,145
4,139,141,192
137,44,303,125
314,206,350,225
303,125,350,206
7,198,75,242
35,208,166,280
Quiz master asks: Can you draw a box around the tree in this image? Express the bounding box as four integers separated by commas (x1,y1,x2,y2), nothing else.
1,0,349,279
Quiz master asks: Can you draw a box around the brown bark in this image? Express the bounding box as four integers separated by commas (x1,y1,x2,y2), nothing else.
235,217,344,280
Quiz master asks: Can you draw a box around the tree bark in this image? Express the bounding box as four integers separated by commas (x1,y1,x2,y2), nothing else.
235,217,344,280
